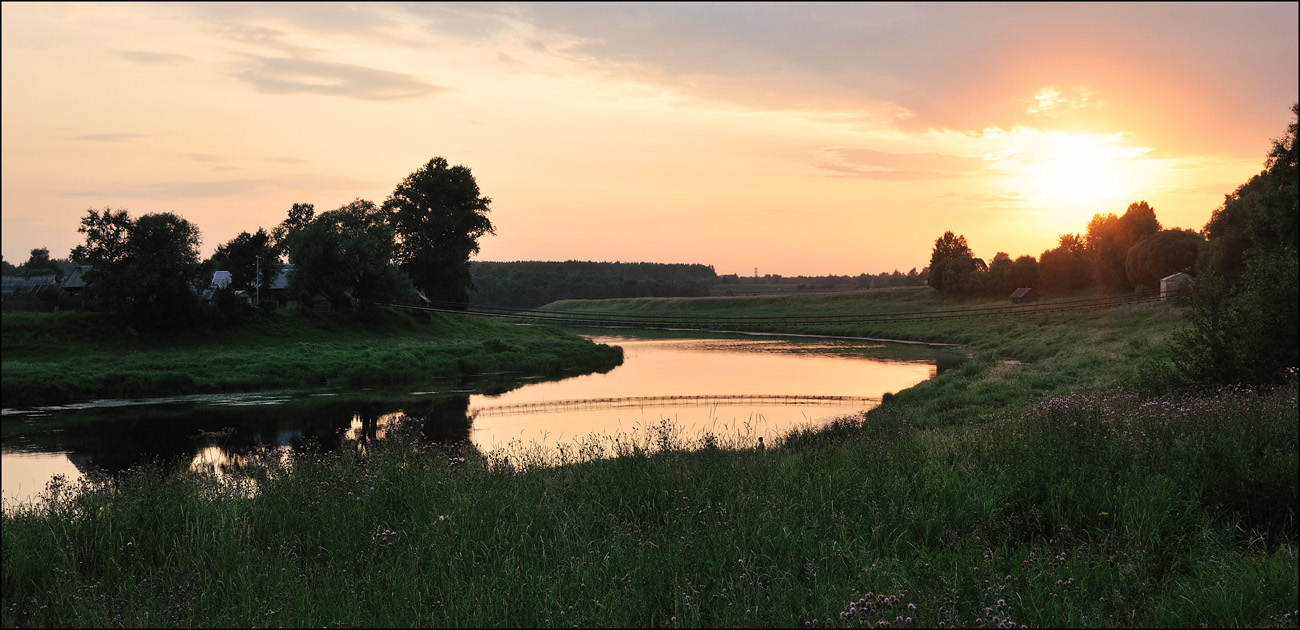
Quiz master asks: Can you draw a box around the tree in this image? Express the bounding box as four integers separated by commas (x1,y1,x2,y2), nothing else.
1124,228,1203,289
383,157,495,305
1174,102,1298,386
71,208,203,329
927,231,973,291
208,229,279,305
22,248,63,281
273,202,315,261
1038,233,1089,291
287,199,414,310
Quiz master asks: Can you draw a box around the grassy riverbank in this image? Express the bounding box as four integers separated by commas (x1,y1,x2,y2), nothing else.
1,309,623,408
544,288,1190,427
3,290,1296,627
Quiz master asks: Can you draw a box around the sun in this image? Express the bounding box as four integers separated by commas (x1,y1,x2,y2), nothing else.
1025,133,1138,209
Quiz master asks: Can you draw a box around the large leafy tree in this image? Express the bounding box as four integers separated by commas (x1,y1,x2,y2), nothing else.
1124,228,1203,289
1174,102,1298,385
287,199,414,310
383,157,495,305
71,208,203,329
926,231,973,291
1084,202,1163,292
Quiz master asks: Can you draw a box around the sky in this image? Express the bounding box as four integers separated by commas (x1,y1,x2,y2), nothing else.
2,2,1297,277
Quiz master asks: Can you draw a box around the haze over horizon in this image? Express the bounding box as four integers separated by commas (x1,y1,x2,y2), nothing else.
3,2,1297,277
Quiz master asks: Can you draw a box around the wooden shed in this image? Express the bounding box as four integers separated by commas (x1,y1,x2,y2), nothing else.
1009,287,1040,304
1160,272,1194,300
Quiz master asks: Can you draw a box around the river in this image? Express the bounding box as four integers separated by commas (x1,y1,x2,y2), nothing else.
1,331,955,509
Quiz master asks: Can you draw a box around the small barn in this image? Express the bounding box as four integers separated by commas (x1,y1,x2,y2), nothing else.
1160,272,1194,300
1009,287,1040,304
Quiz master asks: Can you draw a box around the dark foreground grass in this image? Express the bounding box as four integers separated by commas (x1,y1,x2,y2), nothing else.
3,374,1295,628
1,309,623,407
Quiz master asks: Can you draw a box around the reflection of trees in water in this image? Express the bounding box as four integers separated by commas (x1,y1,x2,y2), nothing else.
47,394,475,481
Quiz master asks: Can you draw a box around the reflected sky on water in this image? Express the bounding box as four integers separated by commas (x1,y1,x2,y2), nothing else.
2,332,953,509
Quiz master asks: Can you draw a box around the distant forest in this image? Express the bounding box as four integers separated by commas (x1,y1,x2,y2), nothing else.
467,261,930,308
468,261,717,308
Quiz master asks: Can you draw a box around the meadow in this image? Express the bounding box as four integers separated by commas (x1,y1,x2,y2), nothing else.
0,309,623,408
2,288,1296,627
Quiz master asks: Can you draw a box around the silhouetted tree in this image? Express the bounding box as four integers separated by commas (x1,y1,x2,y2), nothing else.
71,208,203,329
287,199,415,310
927,231,973,291
383,157,495,305
273,202,315,262
22,248,63,281
1038,233,1089,291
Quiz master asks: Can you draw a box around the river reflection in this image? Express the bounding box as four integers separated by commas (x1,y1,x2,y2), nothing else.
2,332,956,508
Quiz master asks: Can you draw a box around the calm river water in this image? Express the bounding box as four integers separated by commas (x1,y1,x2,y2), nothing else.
1,331,953,508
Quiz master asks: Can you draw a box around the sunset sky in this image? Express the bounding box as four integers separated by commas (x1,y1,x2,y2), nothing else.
3,2,1297,276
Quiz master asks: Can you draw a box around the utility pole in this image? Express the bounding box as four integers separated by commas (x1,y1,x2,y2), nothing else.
255,256,261,305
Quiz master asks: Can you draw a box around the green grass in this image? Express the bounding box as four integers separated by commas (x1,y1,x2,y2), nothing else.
2,289,1296,627
1,309,623,407
545,288,1188,427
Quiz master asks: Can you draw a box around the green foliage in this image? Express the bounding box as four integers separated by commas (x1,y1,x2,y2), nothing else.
1,308,623,407
1124,228,1203,289
1174,103,1299,387
383,157,495,305
927,231,974,291
287,199,415,310
70,207,204,330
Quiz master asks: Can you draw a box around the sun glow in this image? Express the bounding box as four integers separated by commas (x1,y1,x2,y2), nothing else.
1026,134,1140,209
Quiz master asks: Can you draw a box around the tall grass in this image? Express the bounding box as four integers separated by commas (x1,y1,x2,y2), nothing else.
4,374,1295,627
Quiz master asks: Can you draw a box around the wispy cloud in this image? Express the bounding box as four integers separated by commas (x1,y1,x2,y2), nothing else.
814,147,986,180
73,133,151,142
233,56,442,100
64,174,375,200
116,50,192,65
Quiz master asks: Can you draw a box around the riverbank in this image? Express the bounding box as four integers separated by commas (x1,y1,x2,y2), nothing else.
0,309,623,408
2,290,1296,627
545,287,1189,427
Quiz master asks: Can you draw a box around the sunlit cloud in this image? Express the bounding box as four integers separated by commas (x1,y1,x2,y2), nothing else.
1025,86,1103,117
233,56,443,100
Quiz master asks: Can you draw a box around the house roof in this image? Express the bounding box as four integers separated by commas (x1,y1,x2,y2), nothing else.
1160,271,1192,282
1009,287,1038,299
270,264,293,290
212,270,233,288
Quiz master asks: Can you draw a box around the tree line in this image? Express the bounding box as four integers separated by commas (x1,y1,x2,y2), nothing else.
469,261,716,309
64,156,494,329
927,199,1202,298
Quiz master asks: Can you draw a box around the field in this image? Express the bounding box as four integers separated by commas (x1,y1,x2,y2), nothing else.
0,309,623,408
2,288,1296,628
